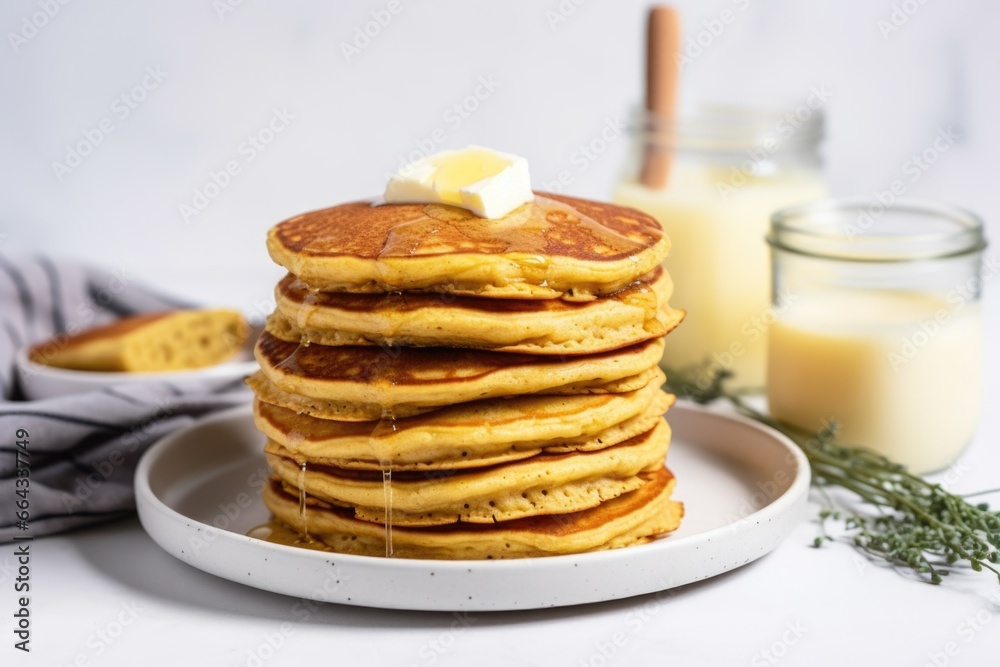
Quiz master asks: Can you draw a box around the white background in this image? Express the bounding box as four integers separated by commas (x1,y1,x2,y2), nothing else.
2,0,999,305
2,1,1000,666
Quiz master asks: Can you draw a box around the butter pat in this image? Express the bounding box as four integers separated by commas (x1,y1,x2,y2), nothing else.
384,146,534,218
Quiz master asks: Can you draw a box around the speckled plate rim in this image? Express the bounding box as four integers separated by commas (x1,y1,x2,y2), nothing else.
135,401,810,612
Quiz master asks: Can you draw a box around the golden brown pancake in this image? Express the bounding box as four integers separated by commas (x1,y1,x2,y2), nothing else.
261,466,683,559
253,331,665,411
265,419,669,526
251,383,674,470
268,267,684,355
247,366,664,421
266,193,670,301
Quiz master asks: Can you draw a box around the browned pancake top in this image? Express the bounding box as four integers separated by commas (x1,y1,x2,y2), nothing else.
276,266,664,315
257,331,657,386
269,193,664,262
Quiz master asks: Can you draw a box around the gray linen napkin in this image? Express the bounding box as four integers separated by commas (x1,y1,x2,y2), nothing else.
0,256,251,542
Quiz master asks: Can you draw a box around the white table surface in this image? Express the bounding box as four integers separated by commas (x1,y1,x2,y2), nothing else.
3,289,997,667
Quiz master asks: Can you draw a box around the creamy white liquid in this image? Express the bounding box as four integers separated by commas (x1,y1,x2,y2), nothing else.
615,163,826,387
767,290,983,473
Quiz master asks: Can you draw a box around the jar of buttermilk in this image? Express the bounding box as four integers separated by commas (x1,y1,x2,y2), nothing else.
614,104,827,388
766,199,987,473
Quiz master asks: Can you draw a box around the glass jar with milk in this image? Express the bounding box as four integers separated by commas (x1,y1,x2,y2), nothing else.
614,105,826,388
767,199,987,473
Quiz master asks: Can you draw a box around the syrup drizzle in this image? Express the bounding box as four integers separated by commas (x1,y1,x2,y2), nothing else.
296,288,321,346
247,520,329,551
298,460,309,540
365,196,650,298
370,318,406,558
371,408,398,557
382,468,393,557
297,290,319,329
375,196,645,262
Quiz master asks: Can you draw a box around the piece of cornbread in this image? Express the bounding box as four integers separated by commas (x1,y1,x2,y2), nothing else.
30,309,249,372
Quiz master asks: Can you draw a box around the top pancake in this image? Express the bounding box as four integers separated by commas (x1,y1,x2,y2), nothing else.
266,193,670,301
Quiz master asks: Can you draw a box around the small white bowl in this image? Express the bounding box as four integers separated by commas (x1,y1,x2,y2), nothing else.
15,328,261,400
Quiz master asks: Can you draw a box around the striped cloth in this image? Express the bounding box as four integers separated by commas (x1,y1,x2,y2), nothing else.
0,256,251,542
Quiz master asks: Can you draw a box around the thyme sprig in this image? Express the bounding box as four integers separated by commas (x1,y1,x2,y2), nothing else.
664,364,1000,586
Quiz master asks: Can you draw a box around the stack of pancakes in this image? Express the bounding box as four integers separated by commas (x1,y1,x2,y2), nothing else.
248,193,685,559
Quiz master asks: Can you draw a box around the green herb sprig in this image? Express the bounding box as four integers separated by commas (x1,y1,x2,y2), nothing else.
664,364,1000,586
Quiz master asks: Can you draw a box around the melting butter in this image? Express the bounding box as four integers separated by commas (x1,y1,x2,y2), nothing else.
383,146,534,219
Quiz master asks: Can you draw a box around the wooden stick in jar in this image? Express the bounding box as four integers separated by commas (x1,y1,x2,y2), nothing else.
639,6,680,189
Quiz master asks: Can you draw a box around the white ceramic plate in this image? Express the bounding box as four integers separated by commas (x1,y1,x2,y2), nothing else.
136,402,810,612
15,326,261,400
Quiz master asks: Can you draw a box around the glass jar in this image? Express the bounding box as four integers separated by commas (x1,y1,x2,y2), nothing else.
767,199,987,473
614,104,827,389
